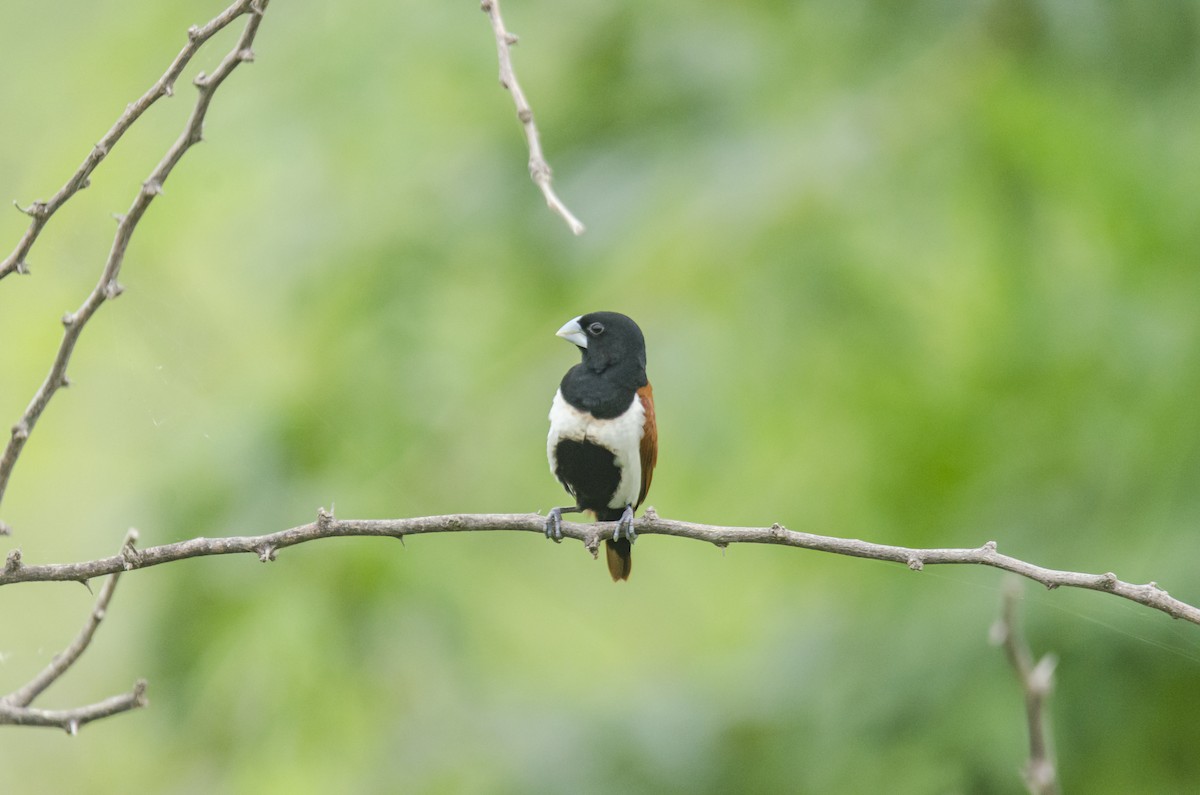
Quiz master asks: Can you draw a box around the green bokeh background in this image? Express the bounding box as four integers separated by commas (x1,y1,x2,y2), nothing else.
2,0,1199,792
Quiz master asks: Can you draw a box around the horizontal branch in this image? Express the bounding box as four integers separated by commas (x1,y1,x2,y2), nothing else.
0,682,147,733
0,0,263,282
2,510,1197,627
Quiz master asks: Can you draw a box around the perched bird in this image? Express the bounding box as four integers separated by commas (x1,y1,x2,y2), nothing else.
546,311,657,581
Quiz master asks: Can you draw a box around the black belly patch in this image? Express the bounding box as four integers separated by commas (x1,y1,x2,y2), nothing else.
554,439,621,515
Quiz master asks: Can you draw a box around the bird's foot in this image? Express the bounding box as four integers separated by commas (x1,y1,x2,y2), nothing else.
613,504,636,544
544,507,565,543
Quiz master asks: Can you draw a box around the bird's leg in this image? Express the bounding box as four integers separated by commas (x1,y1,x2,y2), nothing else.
545,506,581,542
614,504,636,544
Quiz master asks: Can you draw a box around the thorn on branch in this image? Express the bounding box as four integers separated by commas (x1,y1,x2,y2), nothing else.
13,200,47,218
0,521,11,537
142,180,163,197
237,48,256,63
15,260,30,275
59,374,71,389
104,280,125,300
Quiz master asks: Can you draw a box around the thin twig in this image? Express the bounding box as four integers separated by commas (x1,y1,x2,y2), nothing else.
0,683,147,733
2,511,1197,628
0,1,270,522
991,577,1060,795
0,0,263,282
481,0,586,235
3,531,138,707
0,531,147,733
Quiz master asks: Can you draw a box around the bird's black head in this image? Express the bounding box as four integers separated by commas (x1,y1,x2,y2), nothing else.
556,311,647,382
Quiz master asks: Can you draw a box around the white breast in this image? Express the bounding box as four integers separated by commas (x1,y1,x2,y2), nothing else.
548,388,645,510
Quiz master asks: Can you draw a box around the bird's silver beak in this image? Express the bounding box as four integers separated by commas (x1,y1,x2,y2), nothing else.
556,316,587,349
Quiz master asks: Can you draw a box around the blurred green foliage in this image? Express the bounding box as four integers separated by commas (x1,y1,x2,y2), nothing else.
2,0,1199,792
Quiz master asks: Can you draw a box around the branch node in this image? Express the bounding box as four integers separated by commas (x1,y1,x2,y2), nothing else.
5,548,22,573
187,24,202,42
0,521,11,537
769,522,787,538
142,179,164,197
1100,572,1118,590
585,533,600,559
237,48,256,63
505,32,519,46
480,0,494,11
14,260,30,275
120,529,141,571
61,312,77,328
643,505,658,521
193,72,209,88
981,540,998,554
66,719,79,736
257,544,276,562
104,280,125,300
317,506,334,531
133,678,149,707
906,554,925,571
1029,654,1057,696
163,81,175,98
12,421,29,441
112,213,126,224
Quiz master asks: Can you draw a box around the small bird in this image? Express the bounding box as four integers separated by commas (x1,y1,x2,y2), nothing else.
546,311,657,581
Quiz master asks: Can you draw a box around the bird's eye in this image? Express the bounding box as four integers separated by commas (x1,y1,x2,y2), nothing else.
588,322,605,335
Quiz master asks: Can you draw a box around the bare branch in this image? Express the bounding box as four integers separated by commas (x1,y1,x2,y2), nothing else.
2,511,1197,628
0,0,264,282
3,531,138,707
991,578,1060,795
0,531,147,732
0,1,271,521
481,0,586,235
0,682,147,733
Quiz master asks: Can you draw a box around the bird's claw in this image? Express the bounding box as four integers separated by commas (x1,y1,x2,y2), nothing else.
613,504,636,544
544,508,564,543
